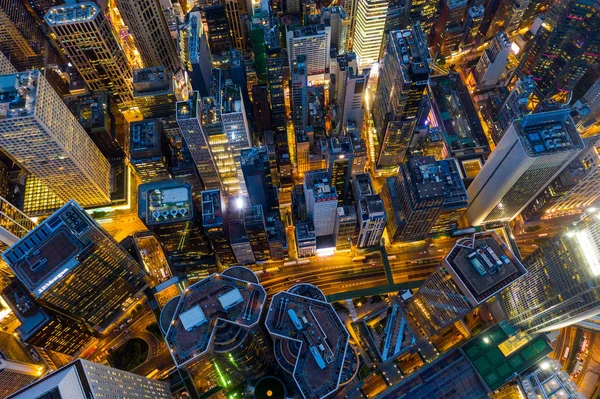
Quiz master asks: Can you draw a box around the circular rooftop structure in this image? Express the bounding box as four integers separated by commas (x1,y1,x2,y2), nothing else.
288,283,326,301
254,376,286,399
159,296,180,335
222,265,259,284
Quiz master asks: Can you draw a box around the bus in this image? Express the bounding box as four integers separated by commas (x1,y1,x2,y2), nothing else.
563,347,570,359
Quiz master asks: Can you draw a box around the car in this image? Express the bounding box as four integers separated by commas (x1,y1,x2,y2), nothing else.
127,318,133,324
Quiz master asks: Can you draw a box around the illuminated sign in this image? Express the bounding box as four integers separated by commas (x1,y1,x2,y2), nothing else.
37,267,70,295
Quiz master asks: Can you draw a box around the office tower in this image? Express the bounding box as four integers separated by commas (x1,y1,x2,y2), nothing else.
3,201,147,332
133,66,181,119
243,205,271,261
500,209,600,332
265,284,350,399
224,0,248,52
462,5,484,46
241,147,278,214
295,221,317,257
0,196,36,248
471,31,511,88
322,6,350,53
230,218,255,265
505,0,531,33
181,9,213,97
332,53,370,134
334,206,356,250
200,190,237,267
2,280,92,356
383,157,468,242
200,96,241,195
115,0,182,77
495,76,536,142
0,0,46,71
266,213,286,260
291,55,309,133
304,170,338,238
176,92,222,191
45,2,134,105
0,358,41,398
352,0,388,68
516,0,600,100
465,110,584,226
250,17,269,85
520,358,585,399
252,85,273,137
164,122,205,200
374,25,431,169
381,0,404,60
0,71,111,207
575,76,600,135
8,358,172,398
326,137,353,204
0,51,15,74
130,119,171,183
438,0,469,56
286,25,331,77
138,180,215,278
204,5,233,57
353,173,387,248
164,267,268,372
407,232,526,336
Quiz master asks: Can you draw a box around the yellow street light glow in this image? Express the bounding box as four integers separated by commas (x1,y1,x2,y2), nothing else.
576,231,600,276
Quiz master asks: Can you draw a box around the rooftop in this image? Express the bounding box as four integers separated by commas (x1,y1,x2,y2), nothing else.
353,173,374,198
165,269,266,368
137,181,194,226
201,190,224,228
406,157,446,200
265,285,349,399
133,66,174,97
289,24,328,38
390,24,431,80
445,232,527,305
130,119,161,158
462,324,552,391
45,2,99,26
359,195,385,217
64,92,109,131
515,110,584,156
296,222,316,242
176,92,198,120
0,72,39,119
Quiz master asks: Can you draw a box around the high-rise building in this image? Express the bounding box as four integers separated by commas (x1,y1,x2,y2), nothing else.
0,0,46,71
8,358,172,398
291,55,309,134
138,180,215,279
405,0,440,41
505,0,531,34
224,0,248,51
0,71,111,207
200,189,237,267
181,9,213,97
519,357,585,399
438,0,469,56
115,0,182,78
465,110,584,226
495,76,536,142
265,284,350,399
176,91,222,191
575,76,600,135
321,6,350,53
374,25,431,169
326,137,354,204
243,205,271,261
241,147,278,214
304,170,339,238
295,221,317,257
0,358,41,398
334,205,357,250
383,157,468,242
229,218,255,265
251,85,273,137
471,31,511,88
204,5,234,57
353,173,386,248
407,232,527,336
332,53,370,134
130,119,171,183
352,0,388,68
500,209,600,332
133,66,181,119
286,25,331,77
164,267,268,373
2,280,92,356
45,2,134,105
461,5,484,46
515,0,600,100
3,201,147,333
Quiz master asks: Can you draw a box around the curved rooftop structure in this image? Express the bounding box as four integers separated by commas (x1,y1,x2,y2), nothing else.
265,284,349,399
165,270,266,368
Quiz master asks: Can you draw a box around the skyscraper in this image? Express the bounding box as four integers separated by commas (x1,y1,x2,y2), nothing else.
0,0,46,71
241,147,278,214
465,110,584,226
3,201,147,333
115,0,183,77
407,232,526,336
334,205,357,250
201,189,237,267
519,0,600,99
286,25,331,77
461,5,484,46
291,55,309,134
326,137,354,204
243,205,271,261
304,170,339,238
0,71,111,207
471,31,511,88
45,2,134,105
437,0,469,56
353,173,386,248
138,180,215,279
8,359,172,398
495,76,536,142
499,208,600,332
133,66,181,119
374,25,431,169
176,92,222,191
0,359,41,398
204,5,234,57
352,0,388,68
332,53,370,134
129,119,171,183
